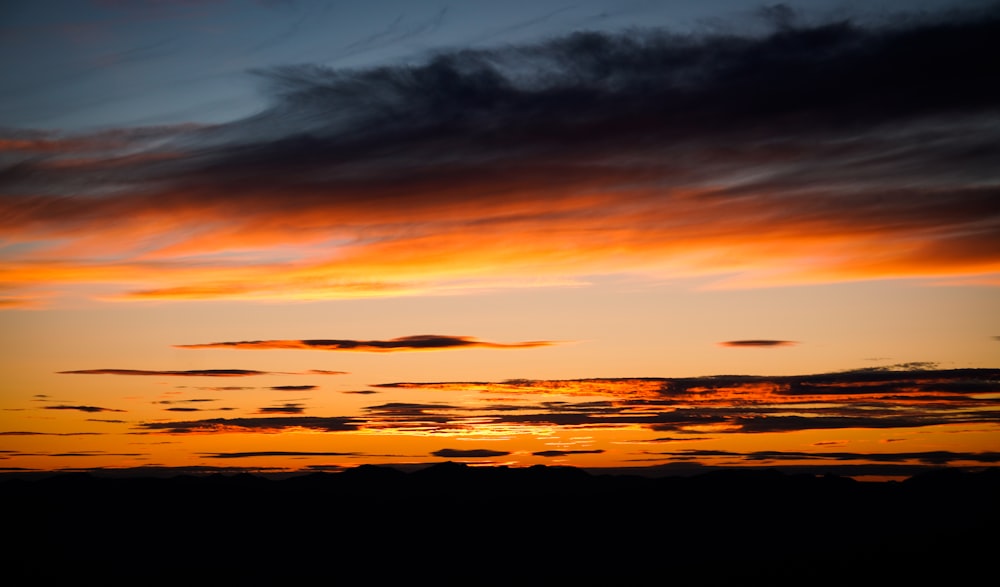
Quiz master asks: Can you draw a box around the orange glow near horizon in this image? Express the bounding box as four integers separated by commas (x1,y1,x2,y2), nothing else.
4,181,1000,307
3,365,998,478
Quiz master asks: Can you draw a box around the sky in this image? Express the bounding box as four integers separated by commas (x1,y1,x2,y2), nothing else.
1,0,998,479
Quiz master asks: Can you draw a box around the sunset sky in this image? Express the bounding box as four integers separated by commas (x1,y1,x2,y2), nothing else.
2,0,998,479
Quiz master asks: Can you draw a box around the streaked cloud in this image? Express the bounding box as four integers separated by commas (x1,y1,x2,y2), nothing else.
534,449,605,457
43,405,126,413
200,451,359,459
0,431,104,436
57,368,346,376
643,449,1000,465
131,368,1000,439
175,335,556,351
371,368,1000,435
431,448,511,458
3,5,998,306
58,368,272,377
134,416,361,434
46,452,145,458
256,402,307,415
719,340,797,348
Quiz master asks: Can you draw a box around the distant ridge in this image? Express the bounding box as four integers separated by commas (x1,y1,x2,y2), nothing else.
3,457,995,482
4,462,998,583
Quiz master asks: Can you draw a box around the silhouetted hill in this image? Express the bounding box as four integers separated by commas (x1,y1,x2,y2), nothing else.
3,464,997,584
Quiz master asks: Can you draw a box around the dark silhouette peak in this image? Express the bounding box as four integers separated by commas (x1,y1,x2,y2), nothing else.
414,460,473,476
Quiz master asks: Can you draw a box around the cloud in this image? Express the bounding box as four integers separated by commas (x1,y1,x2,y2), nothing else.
650,449,1000,465
175,335,556,351
58,368,344,376
58,368,272,377
270,385,317,391
719,340,796,348
256,403,306,414
134,416,361,434
3,5,999,305
200,451,358,459
161,404,234,412
47,452,146,459
370,368,1000,435
646,436,714,443
431,449,511,458
533,449,605,457
0,431,104,436
43,405,126,413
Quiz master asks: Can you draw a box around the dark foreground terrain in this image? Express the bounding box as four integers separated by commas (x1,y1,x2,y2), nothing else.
3,464,997,584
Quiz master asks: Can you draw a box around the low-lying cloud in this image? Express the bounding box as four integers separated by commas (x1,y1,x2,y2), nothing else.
131,368,1000,440
256,402,307,415
200,451,359,459
58,368,347,377
59,369,272,377
719,340,797,348
135,416,361,434
431,448,511,458
44,405,126,413
175,335,556,351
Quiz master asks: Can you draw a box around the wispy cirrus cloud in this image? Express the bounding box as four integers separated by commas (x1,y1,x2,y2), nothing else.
174,335,556,351
3,5,998,306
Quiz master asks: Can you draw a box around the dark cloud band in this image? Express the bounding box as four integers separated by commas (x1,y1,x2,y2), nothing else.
59,369,271,377
175,335,556,351
719,340,797,347
431,449,511,458
43,405,126,413
132,368,1000,439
